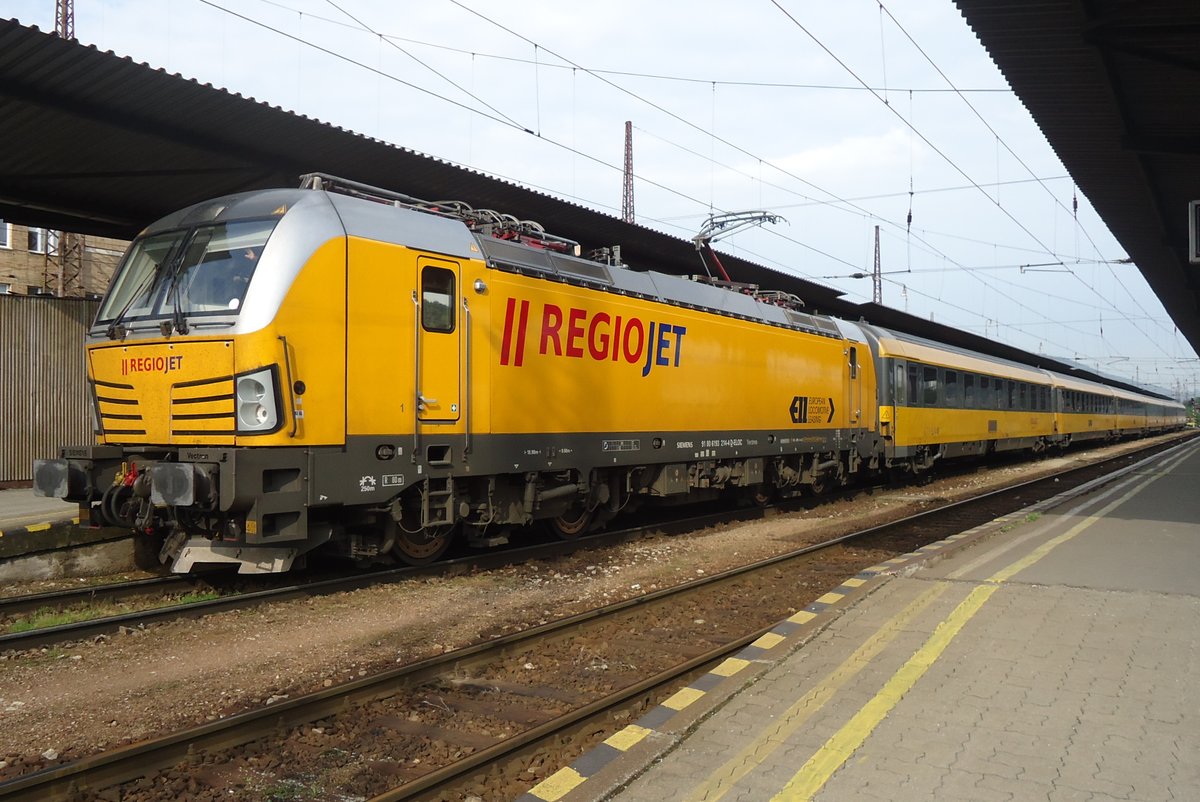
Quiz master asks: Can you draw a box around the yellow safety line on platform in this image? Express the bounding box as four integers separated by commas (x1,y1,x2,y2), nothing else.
529,766,585,801
681,582,950,802
769,446,1187,802
947,442,1198,581
0,516,80,536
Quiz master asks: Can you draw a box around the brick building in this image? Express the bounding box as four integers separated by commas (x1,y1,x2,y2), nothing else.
0,219,126,298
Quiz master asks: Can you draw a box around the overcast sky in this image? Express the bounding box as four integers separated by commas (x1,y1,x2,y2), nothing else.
10,0,1199,396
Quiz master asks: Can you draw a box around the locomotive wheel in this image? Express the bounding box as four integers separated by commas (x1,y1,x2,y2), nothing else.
809,474,829,496
549,505,593,539
752,485,774,507
391,523,456,565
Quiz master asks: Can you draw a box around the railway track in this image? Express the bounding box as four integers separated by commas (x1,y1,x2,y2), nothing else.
0,507,756,652
0,434,1190,801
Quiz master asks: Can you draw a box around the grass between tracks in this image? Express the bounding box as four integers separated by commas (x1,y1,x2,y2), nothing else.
3,590,222,634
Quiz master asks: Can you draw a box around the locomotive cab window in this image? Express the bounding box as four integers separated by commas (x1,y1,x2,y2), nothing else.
421,266,456,333
96,218,278,323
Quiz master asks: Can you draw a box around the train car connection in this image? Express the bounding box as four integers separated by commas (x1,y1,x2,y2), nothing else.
33,173,1187,574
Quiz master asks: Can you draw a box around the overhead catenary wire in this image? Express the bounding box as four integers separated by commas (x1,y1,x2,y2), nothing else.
217,0,1156,370
249,0,1012,93
436,4,1097,348
872,0,1182,354
320,0,525,130
193,0,1188,386
772,0,1180,366
196,0,724,216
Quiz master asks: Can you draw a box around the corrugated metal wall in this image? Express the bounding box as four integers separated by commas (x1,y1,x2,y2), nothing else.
0,295,98,484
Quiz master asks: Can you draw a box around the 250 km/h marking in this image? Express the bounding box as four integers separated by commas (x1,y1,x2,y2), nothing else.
790,396,835,425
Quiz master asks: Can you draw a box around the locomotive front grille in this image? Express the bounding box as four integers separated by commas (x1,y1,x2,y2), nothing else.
94,378,146,437
88,340,238,446
171,375,237,441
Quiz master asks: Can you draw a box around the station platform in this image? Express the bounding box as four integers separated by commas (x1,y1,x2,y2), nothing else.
0,486,77,534
0,485,121,566
523,437,1200,802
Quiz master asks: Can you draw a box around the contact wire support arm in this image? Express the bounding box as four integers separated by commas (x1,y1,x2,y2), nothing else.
692,210,786,281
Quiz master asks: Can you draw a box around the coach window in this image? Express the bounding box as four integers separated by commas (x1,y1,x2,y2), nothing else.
421,266,456,333
908,364,922,406
979,376,990,409
945,370,961,407
922,366,939,406
964,374,976,408
893,362,907,406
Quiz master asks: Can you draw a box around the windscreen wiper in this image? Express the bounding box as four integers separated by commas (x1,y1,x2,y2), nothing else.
106,270,158,341
166,268,190,336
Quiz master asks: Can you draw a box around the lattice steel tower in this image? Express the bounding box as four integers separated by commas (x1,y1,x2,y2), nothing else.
622,121,635,224
56,0,74,40
44,0,83,296
873,225,882,304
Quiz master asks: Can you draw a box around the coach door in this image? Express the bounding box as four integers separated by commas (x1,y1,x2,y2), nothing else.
416,259,461,423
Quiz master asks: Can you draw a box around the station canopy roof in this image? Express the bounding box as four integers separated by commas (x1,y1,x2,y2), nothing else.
0,16,1186,398
954,0,1200,363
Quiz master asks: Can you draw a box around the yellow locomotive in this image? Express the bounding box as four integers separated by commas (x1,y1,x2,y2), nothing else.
34,174,1186,573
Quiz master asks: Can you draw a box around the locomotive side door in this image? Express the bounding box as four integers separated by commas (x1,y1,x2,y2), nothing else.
847,345,862,425
416,258,461,423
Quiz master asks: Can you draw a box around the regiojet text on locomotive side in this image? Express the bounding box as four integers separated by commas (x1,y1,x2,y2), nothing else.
32,173,1185,575
498,296,687,377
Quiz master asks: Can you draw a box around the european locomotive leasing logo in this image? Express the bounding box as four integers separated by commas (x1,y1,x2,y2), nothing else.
499,297,687,377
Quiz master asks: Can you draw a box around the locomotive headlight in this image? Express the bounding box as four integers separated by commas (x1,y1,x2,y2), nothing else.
235,367,279,433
